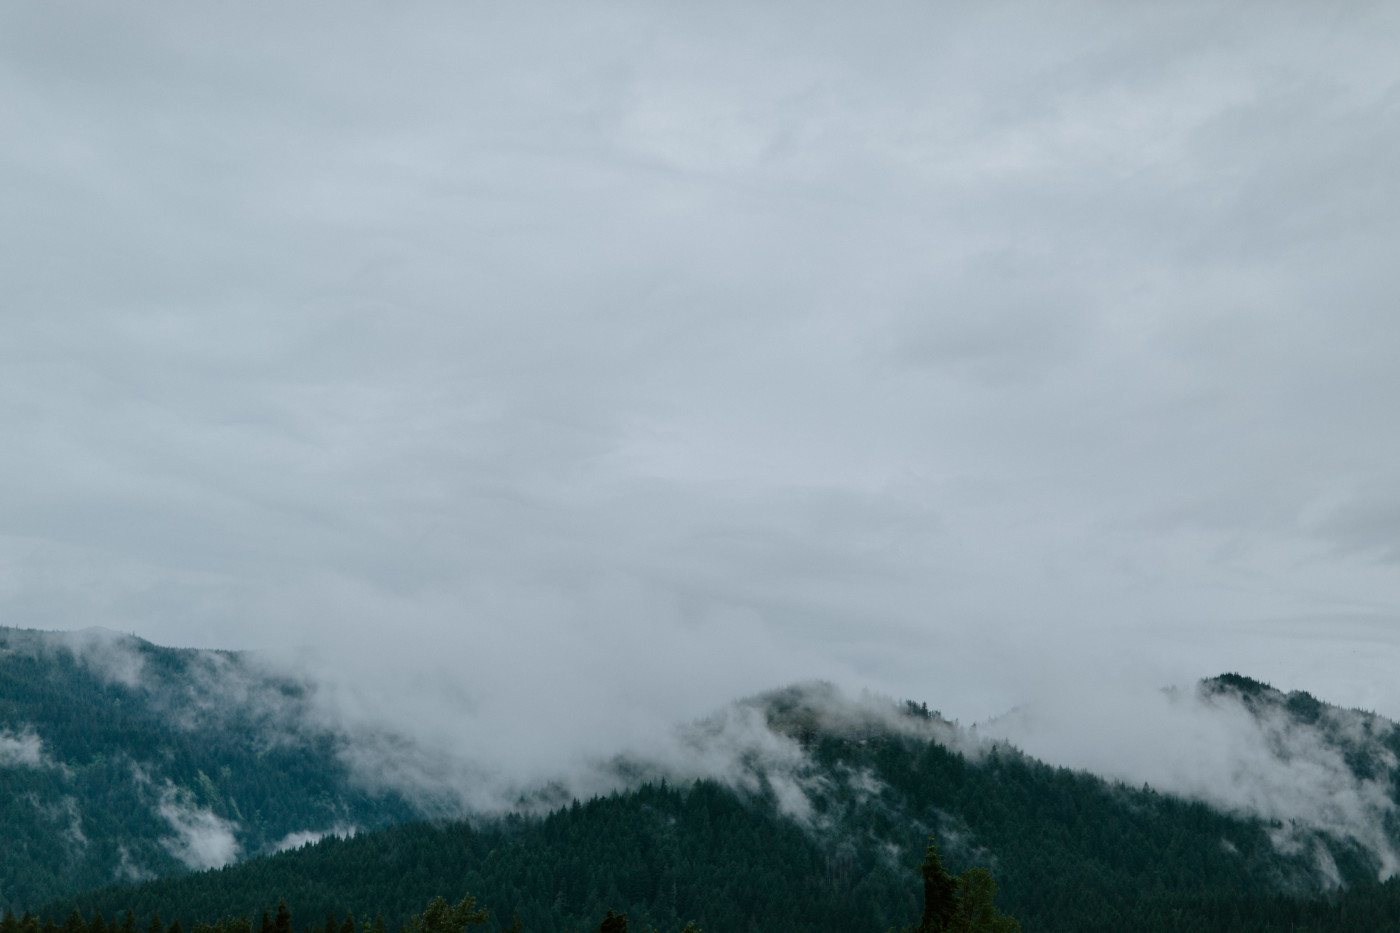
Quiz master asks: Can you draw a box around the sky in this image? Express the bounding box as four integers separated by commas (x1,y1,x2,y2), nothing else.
3,2,1400,788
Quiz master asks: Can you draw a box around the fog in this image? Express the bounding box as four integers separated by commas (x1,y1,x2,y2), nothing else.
982,676,1400,878
3,1,1400,833
0,727,50,770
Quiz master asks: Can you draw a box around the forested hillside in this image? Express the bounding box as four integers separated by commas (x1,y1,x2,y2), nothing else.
0,627,417,911
40,712,1400,933
10,624,1400,931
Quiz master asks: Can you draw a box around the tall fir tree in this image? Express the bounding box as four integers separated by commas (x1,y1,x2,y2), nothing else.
597,911,627,933
61,909,85,933
919,839,959,933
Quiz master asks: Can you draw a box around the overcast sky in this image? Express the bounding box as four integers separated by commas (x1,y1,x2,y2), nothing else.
4,2,1400,779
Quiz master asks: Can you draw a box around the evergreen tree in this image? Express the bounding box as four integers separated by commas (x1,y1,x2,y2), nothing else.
88,912,106,933
950,868,1019,933
62,909,86,933
597,911,626,933
919,839,959,933
272,903,291,933
408,897,486,933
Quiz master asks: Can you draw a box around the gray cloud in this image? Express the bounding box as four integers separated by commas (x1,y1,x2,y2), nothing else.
272,825,356,854
3,1,1400,815
0,727,51,770
981,677,1400,878
155,782,241,871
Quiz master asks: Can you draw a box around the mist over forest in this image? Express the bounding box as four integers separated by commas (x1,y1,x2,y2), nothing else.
5,1,1400,930
7,627,1400,931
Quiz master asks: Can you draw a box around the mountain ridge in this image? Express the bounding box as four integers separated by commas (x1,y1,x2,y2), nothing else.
7,625,1400,930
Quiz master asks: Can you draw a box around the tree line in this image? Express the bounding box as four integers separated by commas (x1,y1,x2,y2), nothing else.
9,834,1018,933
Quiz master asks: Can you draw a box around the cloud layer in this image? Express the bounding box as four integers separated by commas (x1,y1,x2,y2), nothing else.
2,2,1400,791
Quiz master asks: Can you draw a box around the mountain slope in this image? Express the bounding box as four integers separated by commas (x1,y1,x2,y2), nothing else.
0,627,418,911
41,686,1400,933
10,623,1400,931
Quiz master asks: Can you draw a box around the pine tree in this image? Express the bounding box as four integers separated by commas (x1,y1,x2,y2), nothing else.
597,911,626,933
62,910,86,933
408,897,487,933
272,903,291,933
919,839,959,933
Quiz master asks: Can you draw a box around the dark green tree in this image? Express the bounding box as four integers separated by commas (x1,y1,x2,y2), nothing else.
272,903,291,933
950,868,1019,933
408,897,487,933
919,839,959,933
61,909,86,933
597,911,626,933
906,836,1019,933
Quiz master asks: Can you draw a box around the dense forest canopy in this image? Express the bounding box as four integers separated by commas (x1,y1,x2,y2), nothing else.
0,627,419,909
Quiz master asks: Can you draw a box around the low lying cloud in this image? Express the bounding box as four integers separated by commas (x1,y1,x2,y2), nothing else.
309,672,1400,886
272,824,357,853
47,627,147,689
0,726,51,770
980,676,1400,879
156,783,242,871
115,844,156,883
